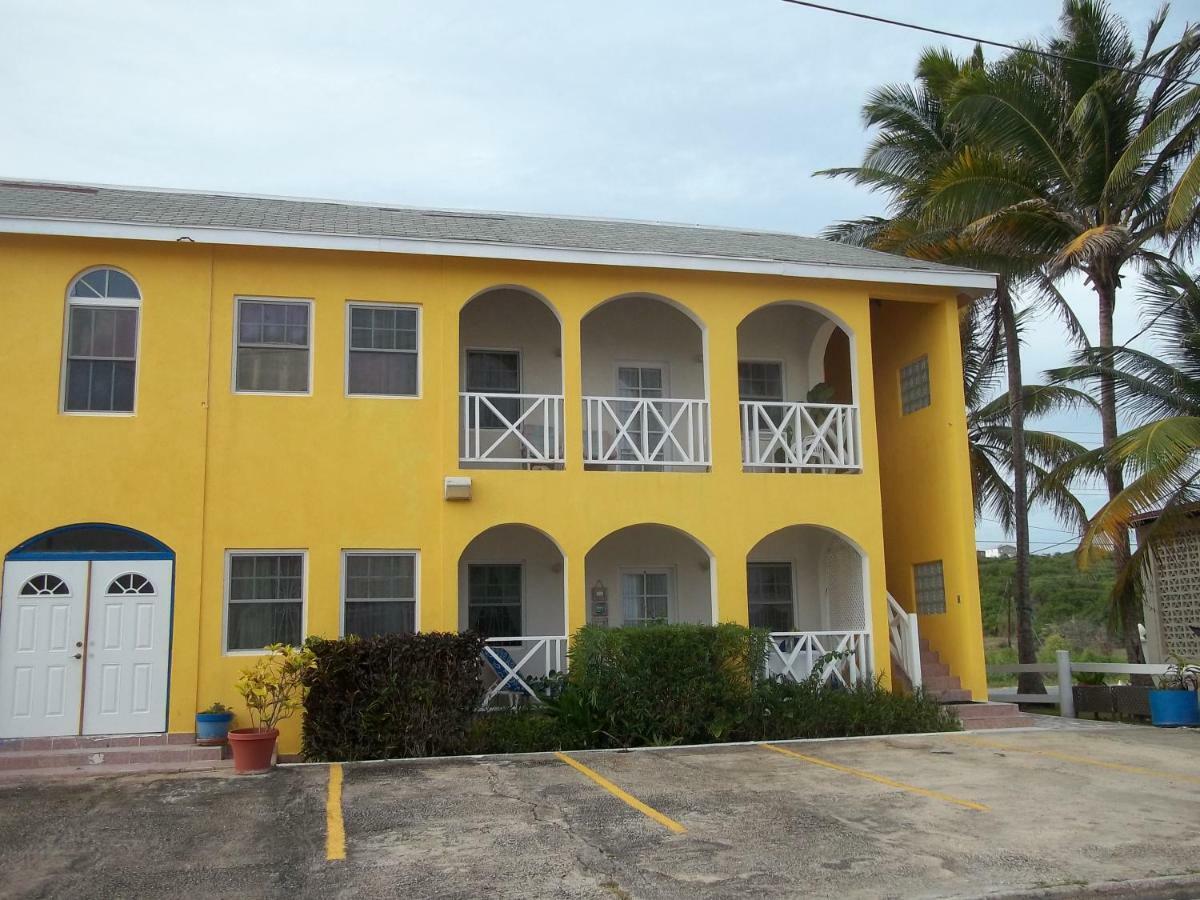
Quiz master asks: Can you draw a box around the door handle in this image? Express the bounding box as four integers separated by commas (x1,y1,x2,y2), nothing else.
72,653,82,660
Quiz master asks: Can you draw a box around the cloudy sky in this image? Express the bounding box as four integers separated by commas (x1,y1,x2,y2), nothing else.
3,0,1180,550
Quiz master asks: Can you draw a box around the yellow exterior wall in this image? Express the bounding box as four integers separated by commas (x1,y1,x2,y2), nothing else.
870,295,987,699
0,233,985,750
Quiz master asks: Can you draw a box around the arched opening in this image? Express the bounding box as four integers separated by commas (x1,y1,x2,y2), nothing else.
8,522,172,558
581,294,710,471
736,302,860,472
584,524,714,627
747,525,870,685
459,286,564,469
62,266,142,415
458,524,567,704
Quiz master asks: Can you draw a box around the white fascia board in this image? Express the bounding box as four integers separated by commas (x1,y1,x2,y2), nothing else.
0,216,998,292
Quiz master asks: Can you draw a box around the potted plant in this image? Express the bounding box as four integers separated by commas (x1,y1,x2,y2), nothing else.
1148,656,1200,727
195,701,235,746
229,643,315,774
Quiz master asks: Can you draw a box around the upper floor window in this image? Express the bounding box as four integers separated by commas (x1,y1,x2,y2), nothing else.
346,304,419,397
900,355,931,415
235,298,311,394
738,361,784,403
63,267,141,413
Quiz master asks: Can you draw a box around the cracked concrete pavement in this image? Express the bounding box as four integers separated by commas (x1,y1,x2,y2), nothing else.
1,722,1199,899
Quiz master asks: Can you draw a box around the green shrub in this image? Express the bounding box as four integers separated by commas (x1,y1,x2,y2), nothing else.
466,707,581,754
742,677,960,740
301,632,486,761
568,623,769,747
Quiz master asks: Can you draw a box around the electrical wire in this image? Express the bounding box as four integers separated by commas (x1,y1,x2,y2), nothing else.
777,0,1200,88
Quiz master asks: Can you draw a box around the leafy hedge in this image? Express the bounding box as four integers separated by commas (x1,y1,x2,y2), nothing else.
301,632,485,761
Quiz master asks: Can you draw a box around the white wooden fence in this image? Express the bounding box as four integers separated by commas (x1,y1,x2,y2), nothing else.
988,650,1171,717
480,636,568,706
460,392,564,465
887,593,922,689
583,396,710,468
740,401,861,471
766,631,871,687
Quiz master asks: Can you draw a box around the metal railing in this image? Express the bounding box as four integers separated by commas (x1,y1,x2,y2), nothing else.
583,396,710,468
460,393,564,465
740,401,861,471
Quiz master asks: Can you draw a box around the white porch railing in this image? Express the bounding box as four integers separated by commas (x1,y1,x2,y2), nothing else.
740,401,861,470
766,631,871,687
460,393,564,465
480,635,568,706
887,592,923,689
583,397,710,468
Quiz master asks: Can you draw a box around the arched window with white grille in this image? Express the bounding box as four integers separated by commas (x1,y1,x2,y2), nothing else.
106,573,155,595
62,267,142,413
19,574,70,596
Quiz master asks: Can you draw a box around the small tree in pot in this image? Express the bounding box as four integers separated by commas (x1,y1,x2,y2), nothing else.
230,643,316,774
1149,656,1200,728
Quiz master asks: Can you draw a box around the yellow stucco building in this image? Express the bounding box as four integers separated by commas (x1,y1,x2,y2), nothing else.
0,180,993,752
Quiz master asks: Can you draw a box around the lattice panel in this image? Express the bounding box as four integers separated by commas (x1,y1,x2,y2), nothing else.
823,541,866,630
1150,533,1200,658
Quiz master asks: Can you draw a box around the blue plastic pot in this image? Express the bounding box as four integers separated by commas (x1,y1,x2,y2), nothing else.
1148,689,1200,727
195,711,235,745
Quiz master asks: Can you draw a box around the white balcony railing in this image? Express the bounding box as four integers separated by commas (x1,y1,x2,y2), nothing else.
887,592,923,689
766,630,871,687
583,397,711,468
740,401,861,471
460,393,564,466
480,636,568,706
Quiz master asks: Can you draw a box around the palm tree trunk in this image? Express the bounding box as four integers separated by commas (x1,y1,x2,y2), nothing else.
998,283,1045,694
1095,273,1146,667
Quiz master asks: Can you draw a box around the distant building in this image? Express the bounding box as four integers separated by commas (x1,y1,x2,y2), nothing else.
983,545,1017,560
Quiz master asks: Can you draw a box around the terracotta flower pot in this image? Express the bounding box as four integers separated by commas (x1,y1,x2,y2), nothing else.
228,727,279,774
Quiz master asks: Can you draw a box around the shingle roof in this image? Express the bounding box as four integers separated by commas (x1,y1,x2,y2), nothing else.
0,179,993,288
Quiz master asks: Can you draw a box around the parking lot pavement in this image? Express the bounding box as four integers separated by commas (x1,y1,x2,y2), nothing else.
2,724,1199,899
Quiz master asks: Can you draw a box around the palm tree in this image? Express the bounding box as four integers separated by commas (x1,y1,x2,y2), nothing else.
1049,260,1200,597
922,1,1200,662
820,48,1088,693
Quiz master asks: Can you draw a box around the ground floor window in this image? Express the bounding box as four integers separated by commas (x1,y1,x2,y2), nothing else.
747,562,794,631
342,552,417,637
621,569,671,626
226,552,305,651
467,564,522,638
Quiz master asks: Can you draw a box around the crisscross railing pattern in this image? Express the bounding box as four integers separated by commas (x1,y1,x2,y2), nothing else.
765,630,871,686
583,396,710,467
480,636,568,706
460,393,564,465
740,401,861,470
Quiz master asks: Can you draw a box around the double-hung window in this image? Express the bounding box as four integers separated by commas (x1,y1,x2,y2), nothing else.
466,350,521,428
738,361,784,404
63,268,141,413
621,569,671,626
467,564,522,638
747,562,794,631
346,304,419,396
235,298,312,393
616,364,667,464
225,552,305,651
342,552,417,636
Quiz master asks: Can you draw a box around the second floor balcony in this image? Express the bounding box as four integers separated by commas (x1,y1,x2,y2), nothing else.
457,287,862,474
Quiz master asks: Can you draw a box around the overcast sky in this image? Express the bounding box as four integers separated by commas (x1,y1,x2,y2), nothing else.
2,0,1181,550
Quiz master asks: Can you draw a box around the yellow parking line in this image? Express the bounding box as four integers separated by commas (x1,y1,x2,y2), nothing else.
326,763,346,861
956,734,1200,785
554,752,687,833
760,743,989,811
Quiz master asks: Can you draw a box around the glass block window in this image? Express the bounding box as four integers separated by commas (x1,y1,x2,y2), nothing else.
347,304,419,396
466,350,521,427
747,562,794,631
343,552,417,637
900,355,931,414
235,299,311,393
738,361,784,402
621,570,671,626
914,560,946,614
467,564,522,638
226,553,304,650
63,268,141,413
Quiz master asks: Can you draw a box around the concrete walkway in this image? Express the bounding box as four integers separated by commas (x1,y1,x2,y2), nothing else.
1,721,1198,899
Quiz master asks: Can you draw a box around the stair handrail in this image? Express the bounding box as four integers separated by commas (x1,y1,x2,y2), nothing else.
886,592,922,689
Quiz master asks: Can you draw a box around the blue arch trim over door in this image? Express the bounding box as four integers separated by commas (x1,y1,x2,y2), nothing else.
7,523,174,561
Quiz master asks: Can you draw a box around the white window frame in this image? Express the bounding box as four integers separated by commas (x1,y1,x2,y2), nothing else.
463,347,523,394
747,560,796,631
612,360,670,398
465,561,526,638
339,549,420,637
222,549,308,655
232,296,315,396
60,265,143,417
344,302,422,399
737,358,786,403
618,566,675,626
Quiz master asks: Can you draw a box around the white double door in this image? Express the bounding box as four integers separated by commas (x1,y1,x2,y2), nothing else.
0,559,172,738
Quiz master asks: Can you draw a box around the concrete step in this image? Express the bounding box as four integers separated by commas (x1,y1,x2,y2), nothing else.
919,659,950,677
0,733,196,752
922,674,963,693
0,758,233,783
0,743,223,772
931,688,973,703
957,715,1037,730
948,701,1037,730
